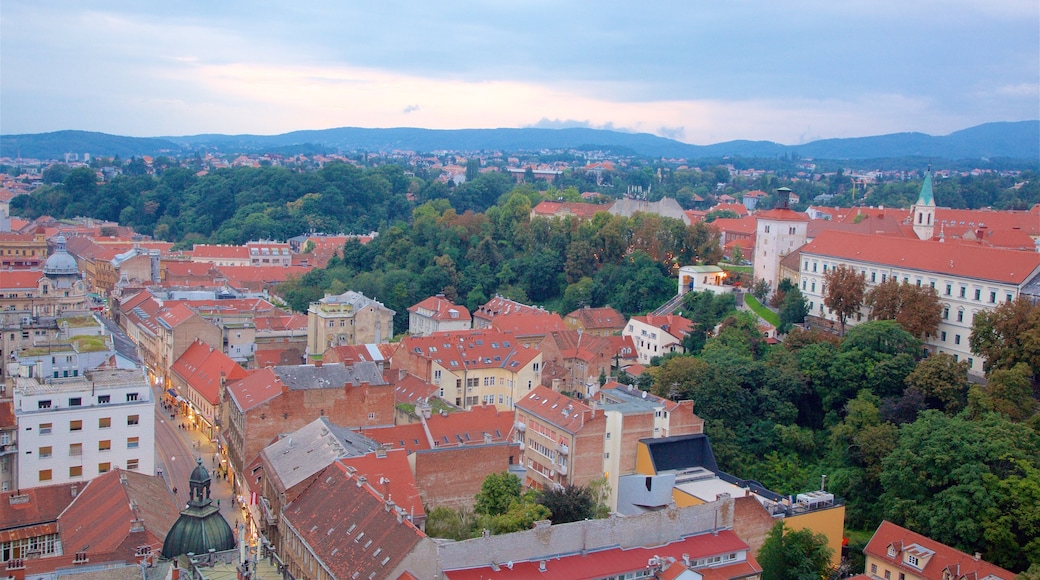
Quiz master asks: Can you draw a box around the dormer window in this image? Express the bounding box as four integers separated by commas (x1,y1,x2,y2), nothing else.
887,545,896,558
907,554,919,567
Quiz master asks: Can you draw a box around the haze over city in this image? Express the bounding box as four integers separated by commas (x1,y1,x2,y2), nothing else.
2,1,1038,145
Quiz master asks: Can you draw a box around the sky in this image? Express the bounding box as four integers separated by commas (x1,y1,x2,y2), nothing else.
2,1,1037,145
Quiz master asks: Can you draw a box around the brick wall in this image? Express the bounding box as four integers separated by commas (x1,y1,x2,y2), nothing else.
413,443,518,510
571,413,607,487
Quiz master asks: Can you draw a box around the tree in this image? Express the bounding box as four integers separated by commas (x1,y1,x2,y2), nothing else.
757,520,833,580
751,278,771,302
537,484,595,524
865,279,942,339
880,410,1040,571
778,287,809,333
984,363,1039,421
970,297,1040,386
474,472,522,516
904,353,970,414
823,264,866,336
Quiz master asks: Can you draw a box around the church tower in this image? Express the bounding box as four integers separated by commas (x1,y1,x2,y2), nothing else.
911,171,936,240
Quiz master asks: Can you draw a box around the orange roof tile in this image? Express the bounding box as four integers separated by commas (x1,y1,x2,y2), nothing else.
336,450,425,519
515,385,594,435
424,405,513,448
863,521,1014,580
407,295,472,322
362,423,431,454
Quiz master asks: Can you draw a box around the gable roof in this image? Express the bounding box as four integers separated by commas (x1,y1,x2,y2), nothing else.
261,417,381,494
361,423,432,455
170,339,250,405
801,230,1040,285
398,329,541,373
515,386,595,434
863,521,1014,580
490,312,567,338
407,295,472,322
281,462,425,580
336,450,425,521
629,314,694,339
424,405,514,448
0,483,79,541
564,306,625,331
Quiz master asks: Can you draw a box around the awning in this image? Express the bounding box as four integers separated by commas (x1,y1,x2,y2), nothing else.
166,388,177,398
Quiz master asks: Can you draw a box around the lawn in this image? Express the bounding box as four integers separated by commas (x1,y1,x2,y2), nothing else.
743,294,780,327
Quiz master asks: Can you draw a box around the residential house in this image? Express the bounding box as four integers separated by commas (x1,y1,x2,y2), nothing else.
190,244,250,267
678,265,731,295
514,386,606,490
13,368,155,490
169,339,249,439
0,482,78,563
862,521,1014,580
245,241,292,266
562,306,626,337
623,314,694,365
490,311,568,347
610,197,692,225
222,361,395,496
306,291,395,354
391,329,542,410
472,296,549,329
536,330,617,397
407,294,471,336
529,200,613,221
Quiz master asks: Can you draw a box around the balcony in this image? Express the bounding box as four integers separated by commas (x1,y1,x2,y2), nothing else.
515,421,526,432
556,442,568,455
555,463,568,476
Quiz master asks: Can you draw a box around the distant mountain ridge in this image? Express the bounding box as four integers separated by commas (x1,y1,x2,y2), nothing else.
2,121,1037,162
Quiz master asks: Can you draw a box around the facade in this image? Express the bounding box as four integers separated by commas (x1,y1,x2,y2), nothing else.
678,265,731,295
862,521,1014,580
13,368,155,490
391,329,542,411
0,231,47,270
562,306,626,337
472,295,548,329
245,241,292,266
190,244,250,267
798,229,1040,375
513,386,607,490
536,330,617,397
0,402,15,493
0,236,89,319
407,294,471,336
222,361,395,495
169,339,249,439
623,314,693,365
753,188,810,289
307,291,395,355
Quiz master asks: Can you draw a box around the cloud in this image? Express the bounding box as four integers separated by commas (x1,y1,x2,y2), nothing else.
403,105,420,114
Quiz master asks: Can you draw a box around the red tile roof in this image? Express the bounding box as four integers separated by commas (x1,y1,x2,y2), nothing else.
564,306,625,331
801,230,1040,285
227,367,283,412
281,462,425,580
863,521,1015,580
254,313,308,332
361,423,432,454
424,405,514,448
515,386,594,434
398,329,540,372
0,270,43,290
713,215,758,235
171,339,250,405
630,314,694,338
491,312,567,339
156,303,197,329
710,202,750,217
407,295,472,322
445,529,755,580
336,451,425,520
254,347,305,368
393,373,439,405
531,200,613,220
0,483,79,534
755,208,809,222
191,245,250,260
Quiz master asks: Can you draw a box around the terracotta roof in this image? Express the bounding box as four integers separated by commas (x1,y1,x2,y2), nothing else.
336,451,425,520
361,423,432,454
0,270,42,290
710,202,750,217
515,386,593,434
407,295,472,322
491,312,567,338
424,405,513,448
801,230,1040,285
59,468,179,563
215,265,314,285
755,208,810,222
227,367,283,412
564,306,625,331
171,339,250,405
530,200,613,220
863,521,1015,580
281,462,425,580
325,344,394,366
473,296,548,322
157,303,197,329
254,347,305,368
191,245,250,260
0,400,13,429
398,329,541,372
393,373,439,405
445,529,755,580
712,215,758,235
629,314,694,339
0,483,80,533
254,313,308,332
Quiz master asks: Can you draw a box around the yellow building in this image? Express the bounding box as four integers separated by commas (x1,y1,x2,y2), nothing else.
306,291,395,355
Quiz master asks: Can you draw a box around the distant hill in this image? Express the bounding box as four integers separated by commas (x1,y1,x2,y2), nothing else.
2,121,1037,162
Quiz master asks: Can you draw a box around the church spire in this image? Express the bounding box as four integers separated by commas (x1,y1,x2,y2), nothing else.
912,168,936,240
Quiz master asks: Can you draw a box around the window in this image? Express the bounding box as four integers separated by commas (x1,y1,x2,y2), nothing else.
871,564,877,574
870,272,876,282
126,393,139,402
789,226,796,234
907,554,920,567
99,417,111,429
945,283,952,295
40,423,52,435
127,415,139,426
38,400,52,409
959,286,966,298
39,469,52,482
1006,293,1014,303
974,288,981,301
764,225,771,233
433,370,441,381
69,466,82,478
368,412,375,420
940,331,947,341
98,462,111,473
70,443,82,456
127,459,139,471
533,363,540,372
955,335,961,345
69,397,81,407
69,420,82,432
957,310,964,323
942,307,949,320
885,571,891,580
989,291,996,303
39,446,52,458
127,437,139,449
98,395,110,404
99,440,111,452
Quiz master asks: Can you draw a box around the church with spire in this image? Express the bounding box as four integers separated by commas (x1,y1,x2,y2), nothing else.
911,169,936,240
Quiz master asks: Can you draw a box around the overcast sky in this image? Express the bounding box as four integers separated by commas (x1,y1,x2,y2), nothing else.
2,1,1037,145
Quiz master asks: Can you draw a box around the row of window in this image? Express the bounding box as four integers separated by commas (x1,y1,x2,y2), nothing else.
38,459,138,481
36,393,137,409
37,438,139,457
804,261,1014,304
34,415,139,434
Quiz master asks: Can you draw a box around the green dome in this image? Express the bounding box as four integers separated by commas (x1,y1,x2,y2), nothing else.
161,458,235,559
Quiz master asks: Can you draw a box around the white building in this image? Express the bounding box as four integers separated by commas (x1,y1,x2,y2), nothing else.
623,314,693,365
753,187,809,289
799,229,1040,376
14,368,155,490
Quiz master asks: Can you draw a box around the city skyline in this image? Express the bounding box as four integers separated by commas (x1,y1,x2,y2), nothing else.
1,1,1038,146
